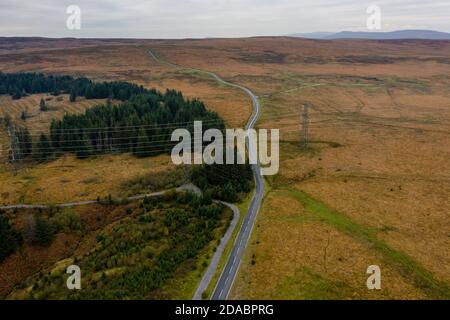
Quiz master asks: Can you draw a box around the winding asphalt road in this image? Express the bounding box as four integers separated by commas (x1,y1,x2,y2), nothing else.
148,49,265,300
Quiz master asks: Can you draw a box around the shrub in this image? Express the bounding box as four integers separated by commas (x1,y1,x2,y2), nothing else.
34,214,55,247
50,210,81,233
0,214,23,262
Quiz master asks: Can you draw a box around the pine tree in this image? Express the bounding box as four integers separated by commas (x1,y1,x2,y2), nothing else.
12,89,22,100
35,134,53,161
69,89,77,102
0,214,23,262
39,98,47,111
31,79,41,93
76,133,94,159
17,128,32,159
34,214,54,247
52,88,60,96
133,129,152,157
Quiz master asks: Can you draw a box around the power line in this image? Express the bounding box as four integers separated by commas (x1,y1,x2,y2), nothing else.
13,109,312,136
8,126,262,149
6,119,449,154
8,122,20,163
16,118,226,135
9,147,255,167
301,103,309,148
7,112,316,143
8,124,447,163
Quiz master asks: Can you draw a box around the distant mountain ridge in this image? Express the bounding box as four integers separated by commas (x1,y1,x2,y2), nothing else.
288,32,335,39
289,30,450,40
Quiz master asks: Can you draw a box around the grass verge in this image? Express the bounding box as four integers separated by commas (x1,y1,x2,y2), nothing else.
201,191,254,299
161,206,234,299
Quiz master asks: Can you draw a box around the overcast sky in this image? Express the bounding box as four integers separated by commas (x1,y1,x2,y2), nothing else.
1,0,449,38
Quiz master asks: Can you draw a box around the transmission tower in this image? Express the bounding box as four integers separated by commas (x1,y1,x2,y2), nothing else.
301,102,309,148
8,122,19,163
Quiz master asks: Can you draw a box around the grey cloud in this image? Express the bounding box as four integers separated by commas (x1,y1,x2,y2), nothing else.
0,0,448,38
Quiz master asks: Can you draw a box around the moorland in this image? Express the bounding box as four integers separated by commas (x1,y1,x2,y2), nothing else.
0,36,449,299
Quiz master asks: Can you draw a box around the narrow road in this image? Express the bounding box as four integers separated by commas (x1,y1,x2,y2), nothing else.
193,201,240,300
148,49,265,300
0,183,200,210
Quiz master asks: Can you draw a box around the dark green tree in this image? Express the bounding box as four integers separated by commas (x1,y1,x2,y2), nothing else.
52,88,60,96
35,134,53,161
133,129,152,157
39,98,47,111
12,89,22,100
76,133,94,159
34,214,55,247
17,128,32,159
0,214,23,262
69,89,77,102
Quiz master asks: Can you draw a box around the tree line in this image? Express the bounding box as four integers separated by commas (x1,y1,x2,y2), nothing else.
0,73,224,161
47,92,224,159
0,213,23,262
0,72,148,101
191,160,254,202
0,209,57,263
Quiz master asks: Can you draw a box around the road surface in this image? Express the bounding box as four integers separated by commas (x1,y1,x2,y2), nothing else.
0,183,200,210
193,201,240,300
148,49,265,300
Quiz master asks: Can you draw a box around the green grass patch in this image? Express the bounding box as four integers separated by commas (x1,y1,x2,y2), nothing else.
284,188,450,300
176,69,225,88
20,175,35,181
310,140,342,148
273,267,354,300
383,76,431,93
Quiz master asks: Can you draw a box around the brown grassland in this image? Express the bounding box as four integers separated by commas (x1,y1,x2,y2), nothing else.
0,94,110,133
0,37,449,299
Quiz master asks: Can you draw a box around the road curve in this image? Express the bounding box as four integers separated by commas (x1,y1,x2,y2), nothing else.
148,49,265,300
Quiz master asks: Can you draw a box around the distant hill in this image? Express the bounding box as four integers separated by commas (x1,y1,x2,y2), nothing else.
288,32,335,39
289,30,450,40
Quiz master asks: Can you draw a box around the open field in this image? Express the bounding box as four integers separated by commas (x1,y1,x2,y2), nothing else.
213,38,450,299
0,37,449,299
0,153,176,205
0,94,109,133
